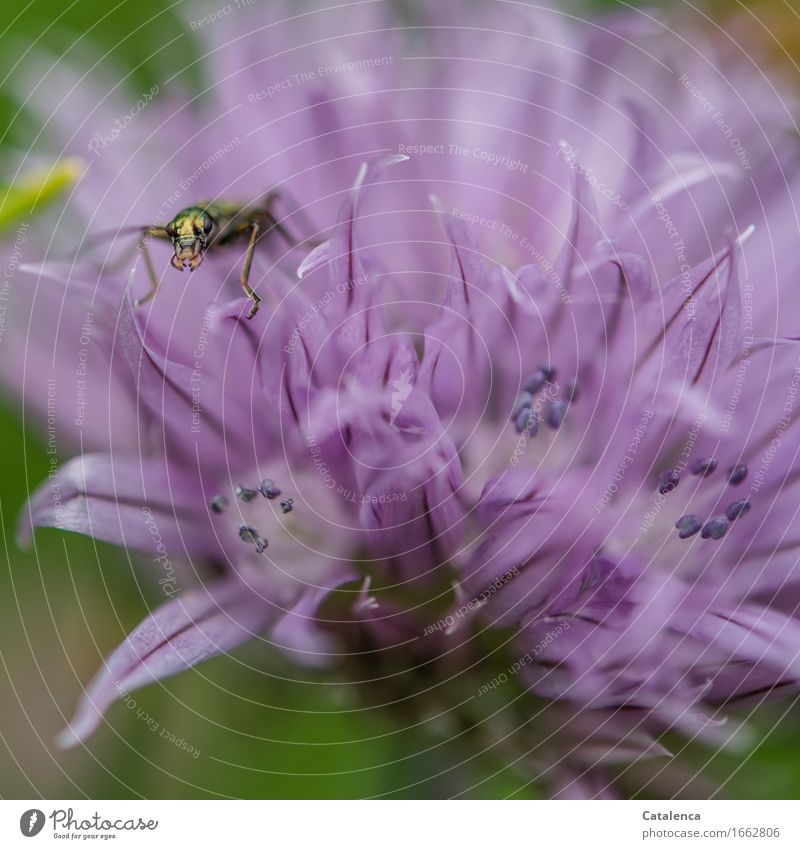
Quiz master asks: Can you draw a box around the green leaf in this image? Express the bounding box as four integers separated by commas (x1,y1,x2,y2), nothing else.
0,157,83,232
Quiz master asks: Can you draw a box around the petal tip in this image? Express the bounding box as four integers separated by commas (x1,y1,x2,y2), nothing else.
53,704,101,750
53,725,81,750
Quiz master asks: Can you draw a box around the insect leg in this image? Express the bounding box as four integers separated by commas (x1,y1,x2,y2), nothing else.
241,221,263,319
260,190,306,246
133,227,168,307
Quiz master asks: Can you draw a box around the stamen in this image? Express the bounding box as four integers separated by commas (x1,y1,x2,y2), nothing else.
210,495,229,514
728,463,748,485
514,406,538,435
565,382,579,402
540,364,557,382
511,391,534,420
238,524,268,552
701,516,729,540
235,485,259,502
259,479,282,499
690,457,717,477
546,400,568,430
280,498,294,514
658,468,680,494
675,514,702,539
238,525,259,543
523,370,547,395
725,499,751,521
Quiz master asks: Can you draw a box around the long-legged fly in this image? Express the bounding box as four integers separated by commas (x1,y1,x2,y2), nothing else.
86,191,300,319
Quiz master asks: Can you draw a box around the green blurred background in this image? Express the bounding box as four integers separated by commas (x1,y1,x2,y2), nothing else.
1,0,799,799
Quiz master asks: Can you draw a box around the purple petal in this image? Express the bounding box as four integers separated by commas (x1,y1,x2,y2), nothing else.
552,142,603,288
56,578,274,748
19,453,218,556
270,567,358,666
640,233,749,385
328,154,408,311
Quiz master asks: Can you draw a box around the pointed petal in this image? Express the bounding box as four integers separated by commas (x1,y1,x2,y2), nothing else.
553,142,603,288
18,453,217,555
430,194,488,311
328,154,408,310
297,239,331,279
639,234,748,384
419,202,500,421
56,579,274,748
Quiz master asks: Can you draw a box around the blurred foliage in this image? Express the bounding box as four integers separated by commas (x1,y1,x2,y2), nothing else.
709,0,800,70
0,158,82,233
1,0,800,800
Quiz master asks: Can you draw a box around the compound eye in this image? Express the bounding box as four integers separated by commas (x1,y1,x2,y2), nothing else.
165,222,176,237
202,218,213,235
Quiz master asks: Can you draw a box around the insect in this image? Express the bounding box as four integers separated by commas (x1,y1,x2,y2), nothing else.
89,192,297,319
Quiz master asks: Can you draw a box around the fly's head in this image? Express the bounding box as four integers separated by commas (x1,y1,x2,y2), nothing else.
166,207,214,271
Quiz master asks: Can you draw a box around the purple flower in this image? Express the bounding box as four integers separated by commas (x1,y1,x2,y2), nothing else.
10,2,800,797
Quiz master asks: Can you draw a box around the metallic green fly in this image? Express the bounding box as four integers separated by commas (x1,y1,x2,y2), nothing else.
87,192,299,319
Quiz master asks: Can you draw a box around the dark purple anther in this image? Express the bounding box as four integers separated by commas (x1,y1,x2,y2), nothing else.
511,391,534,420
540,364,557,382
235,485,259,502
658,468,680,494
280,498,294,514
701,516,729,540
728,463,748,485
514,407,538,435
546,400,568,429
523,370,547,395
239,525,259,543
690,456,717,477
259,479,281,499
210,495,229,514
675,514,702,539
239,524,268,552
725,499,751,521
